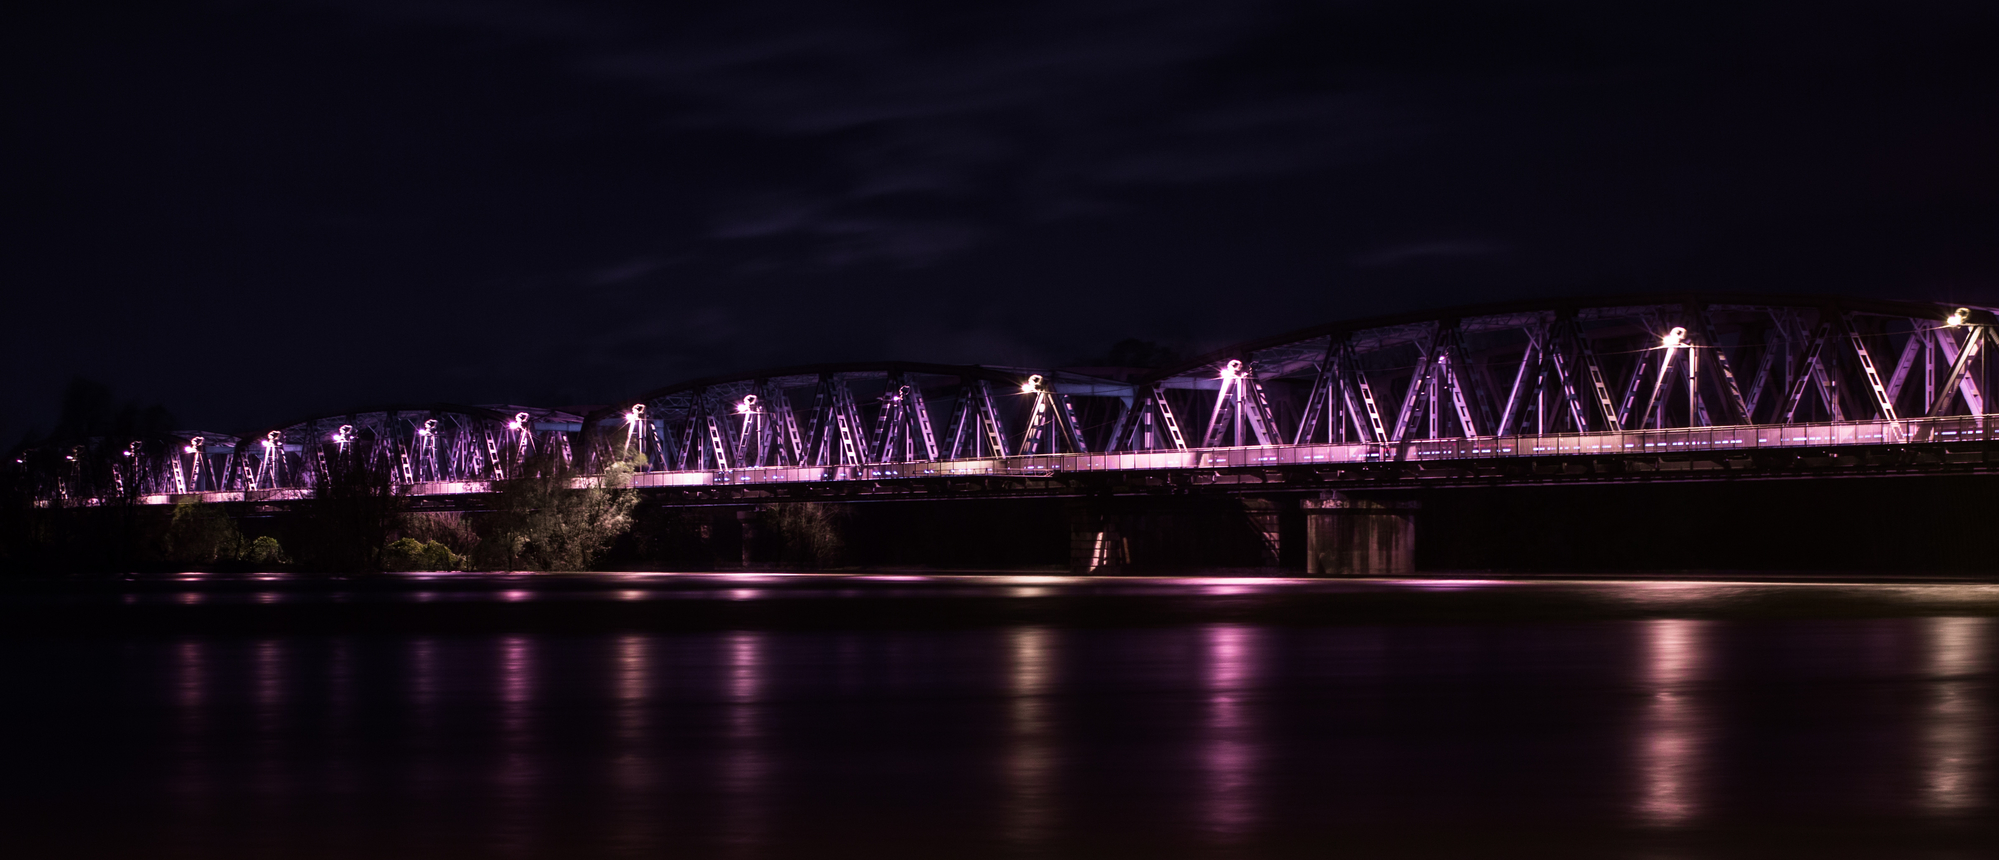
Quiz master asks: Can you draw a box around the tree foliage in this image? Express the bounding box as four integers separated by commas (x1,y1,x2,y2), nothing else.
163,499,244,564
482,453,639,571
383,537,459,571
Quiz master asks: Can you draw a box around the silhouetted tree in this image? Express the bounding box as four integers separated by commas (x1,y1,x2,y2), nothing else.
482,452,639,571
299,451,404,573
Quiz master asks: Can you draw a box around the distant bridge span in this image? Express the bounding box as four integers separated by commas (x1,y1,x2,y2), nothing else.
23,293,1999,508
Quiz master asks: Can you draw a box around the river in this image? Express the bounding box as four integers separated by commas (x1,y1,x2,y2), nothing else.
2,572,1996,858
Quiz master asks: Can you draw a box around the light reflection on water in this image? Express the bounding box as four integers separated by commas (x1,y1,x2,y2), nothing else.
495,636,537,856
1925,617,1991,815
1202,624,1261,842
1636,618,1709,827
722,631,769,855
1005,626,1056,846
612,634,656,852
15,576,1999,857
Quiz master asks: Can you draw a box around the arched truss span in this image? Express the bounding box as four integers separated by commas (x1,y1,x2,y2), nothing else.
21,293,1999,506
584,362,1134,471
1119,293,1999,451
10,429,243,503
226,404,584,492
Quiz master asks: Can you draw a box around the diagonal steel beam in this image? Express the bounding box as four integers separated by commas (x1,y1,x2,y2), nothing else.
1929,325,1986,416
1390,329,1440,442
1840,313,1898,421
1496,328,1541,437
1883,323,1926,409
1695,307,1750,424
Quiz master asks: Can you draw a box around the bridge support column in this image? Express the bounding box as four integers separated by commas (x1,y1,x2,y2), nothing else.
737,509,759,569
1068,499,1127,575
1302,493,1418,576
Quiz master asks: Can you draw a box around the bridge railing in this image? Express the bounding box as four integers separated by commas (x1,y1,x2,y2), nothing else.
615,414,1989,488
96,414,1992,504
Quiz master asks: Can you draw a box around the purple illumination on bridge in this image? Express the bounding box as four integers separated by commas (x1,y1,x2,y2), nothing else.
19,294,1999,506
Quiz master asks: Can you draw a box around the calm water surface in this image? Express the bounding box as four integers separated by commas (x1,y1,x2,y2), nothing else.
4,573,1998,858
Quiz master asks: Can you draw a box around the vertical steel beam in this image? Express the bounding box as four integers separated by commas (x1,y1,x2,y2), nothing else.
1440,355,1479,437
1926,325,1938,409
1637,339,1679,430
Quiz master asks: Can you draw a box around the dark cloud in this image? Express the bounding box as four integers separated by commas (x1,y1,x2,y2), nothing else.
8,1,1999,443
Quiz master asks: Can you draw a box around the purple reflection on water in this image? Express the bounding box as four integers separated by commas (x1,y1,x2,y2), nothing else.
1005,626,1057,846
495,636,538,856
1202,624,1261,842
721,631,768,855
406,638,442,805
1923,617,1991,815
1636,619,1710,827
253,640,286,803
326,639,356,797
173,639,210,827
611,634,658,852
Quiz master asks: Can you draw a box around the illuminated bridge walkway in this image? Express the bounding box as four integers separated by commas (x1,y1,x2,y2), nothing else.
24,293,1999,508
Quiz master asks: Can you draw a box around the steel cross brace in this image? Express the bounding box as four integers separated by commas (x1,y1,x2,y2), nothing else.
1929,324,1988,417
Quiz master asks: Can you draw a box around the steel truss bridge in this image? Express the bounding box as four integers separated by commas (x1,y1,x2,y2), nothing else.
21,294,1999,508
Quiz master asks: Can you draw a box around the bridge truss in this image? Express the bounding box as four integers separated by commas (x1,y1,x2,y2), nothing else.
16,294,1999,507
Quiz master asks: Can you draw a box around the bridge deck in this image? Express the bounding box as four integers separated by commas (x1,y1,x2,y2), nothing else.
106,413,1994,507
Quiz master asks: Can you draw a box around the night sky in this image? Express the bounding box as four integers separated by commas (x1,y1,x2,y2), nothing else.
10,1,1999,445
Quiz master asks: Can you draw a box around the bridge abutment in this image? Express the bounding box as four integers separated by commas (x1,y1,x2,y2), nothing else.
1302,493,1418,576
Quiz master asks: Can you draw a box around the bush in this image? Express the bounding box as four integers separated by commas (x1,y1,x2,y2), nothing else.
383,537,459,572
245,535,289,566
163,500,243,565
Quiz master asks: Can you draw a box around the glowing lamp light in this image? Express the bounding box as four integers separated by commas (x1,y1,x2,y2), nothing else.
625,403,646,424
1948,308,1970,328
509,411,530,431
1021,374,1044,394
184,446,197,454
1661,326,1687,349
735,394,759,415
1221,359,1245,380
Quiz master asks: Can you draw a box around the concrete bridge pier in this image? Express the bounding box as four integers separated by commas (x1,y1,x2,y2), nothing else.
1302,493,1418,576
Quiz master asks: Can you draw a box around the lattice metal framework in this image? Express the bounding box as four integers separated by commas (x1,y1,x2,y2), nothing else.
19,295,1999,505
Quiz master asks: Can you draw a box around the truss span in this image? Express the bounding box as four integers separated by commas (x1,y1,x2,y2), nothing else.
16,293,1999,506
